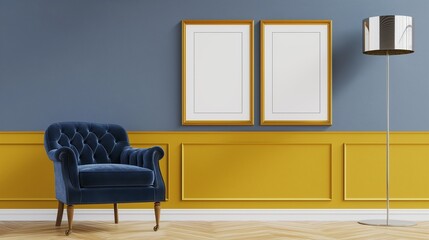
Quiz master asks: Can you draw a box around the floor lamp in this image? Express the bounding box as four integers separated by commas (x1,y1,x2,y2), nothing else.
359,15,415,227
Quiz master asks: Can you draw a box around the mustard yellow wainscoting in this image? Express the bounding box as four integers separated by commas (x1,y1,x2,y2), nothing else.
1,131,429,209
182,143,332,200
344,143,429,201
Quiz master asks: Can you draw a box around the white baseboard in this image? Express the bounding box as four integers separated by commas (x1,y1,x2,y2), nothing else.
0,209,428,222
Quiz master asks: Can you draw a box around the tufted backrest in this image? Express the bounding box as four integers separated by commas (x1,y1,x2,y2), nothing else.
44,122,130,165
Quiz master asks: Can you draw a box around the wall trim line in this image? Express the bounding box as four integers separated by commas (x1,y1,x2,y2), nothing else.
1,209,428,221
129,131,429,134
2,131,429,135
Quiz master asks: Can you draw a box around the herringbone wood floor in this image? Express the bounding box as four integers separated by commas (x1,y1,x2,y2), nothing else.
1,221,429,239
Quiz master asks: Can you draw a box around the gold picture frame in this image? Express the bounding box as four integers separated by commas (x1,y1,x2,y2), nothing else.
182,20,254,125
260,20,332,126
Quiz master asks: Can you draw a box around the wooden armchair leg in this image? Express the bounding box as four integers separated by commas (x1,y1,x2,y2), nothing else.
153,202,160,231
55,201,64,227
65,205,74,236
114,203,119,224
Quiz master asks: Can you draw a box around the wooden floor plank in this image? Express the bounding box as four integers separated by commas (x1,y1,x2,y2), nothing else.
0,221,428,239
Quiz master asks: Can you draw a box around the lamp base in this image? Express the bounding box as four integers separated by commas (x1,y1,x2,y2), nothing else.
358,219,416,227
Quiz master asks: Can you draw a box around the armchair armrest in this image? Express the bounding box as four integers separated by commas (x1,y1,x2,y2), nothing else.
48,147,80,190
120,146,164,168
120,146,165,188
144,146,164,170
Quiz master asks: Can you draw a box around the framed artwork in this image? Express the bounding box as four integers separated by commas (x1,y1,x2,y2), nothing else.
182,20,254,125
260,20,332,125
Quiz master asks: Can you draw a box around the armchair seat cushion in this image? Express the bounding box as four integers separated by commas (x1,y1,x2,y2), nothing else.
78,164,154,188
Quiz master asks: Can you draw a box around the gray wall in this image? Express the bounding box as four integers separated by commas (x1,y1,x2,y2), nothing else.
1,0,428,131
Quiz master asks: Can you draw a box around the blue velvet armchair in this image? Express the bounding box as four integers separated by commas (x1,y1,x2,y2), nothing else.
44,122,165,235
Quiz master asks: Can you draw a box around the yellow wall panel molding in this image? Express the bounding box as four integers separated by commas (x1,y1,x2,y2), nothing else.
0,143,54,201
0,131,51,201
181,143,332,201
344,143,429,201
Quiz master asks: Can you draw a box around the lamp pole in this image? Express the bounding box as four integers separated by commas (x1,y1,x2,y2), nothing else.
358,15,415,227
386,53,390,226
